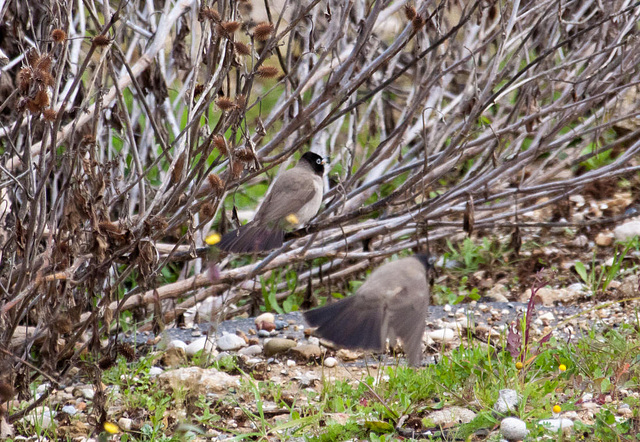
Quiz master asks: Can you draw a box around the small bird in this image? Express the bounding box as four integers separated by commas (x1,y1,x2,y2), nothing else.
303,254,434,366
218,152,326,253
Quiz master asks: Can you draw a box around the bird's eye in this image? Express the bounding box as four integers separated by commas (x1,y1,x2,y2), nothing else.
316,159,322,164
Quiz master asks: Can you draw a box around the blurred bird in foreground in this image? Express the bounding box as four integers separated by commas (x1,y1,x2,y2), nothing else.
218,152,326,253
304,254,435,367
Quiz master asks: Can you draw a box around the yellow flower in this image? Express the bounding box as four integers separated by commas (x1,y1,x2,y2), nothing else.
515,361,523,370
104,422,120,434
553,405,561,414
205,233,221,245
559,364,567,372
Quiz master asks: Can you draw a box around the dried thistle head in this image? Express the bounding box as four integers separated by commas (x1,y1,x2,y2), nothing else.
412,15,425,30
29,89,50,112
257,65,279,78
194,83,205,97
404,4,417,21
51,29,67,43
236,94,246,108
200,7,221,22
33,67,54,87
234,41,251,56
26,49,39,67
235,147,254,162
18,67,32,92
43,108,57,121
253,22,274,41
212,134,228,155
219,20,241,35
200,201,216,220
231,161,245,178
92,35,111,47
207,173,225,195
216,96,236,111
35,54,52,72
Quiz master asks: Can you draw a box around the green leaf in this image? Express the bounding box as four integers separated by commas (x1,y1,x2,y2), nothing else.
364,420,395,433
574,261,588,283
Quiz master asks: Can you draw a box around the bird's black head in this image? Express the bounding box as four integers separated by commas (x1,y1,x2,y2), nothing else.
414,253,437,284
414,253,437,270
300,152,326,176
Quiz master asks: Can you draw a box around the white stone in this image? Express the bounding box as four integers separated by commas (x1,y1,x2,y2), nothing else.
118,417,133,431
425,407,475,426
185,336,217,356
494,389,520,414
307,336,320,346
167,339,187,351
427,328,455,343
255,312,275,326
618,407,633,418
158,367,239,394
217,332,247,351
538,418,573,433
61,405,77,415
149,366,164,376
238,344,263,357
500,417,528,441
324,357,338,368
614,221,640,242
23,406,56,430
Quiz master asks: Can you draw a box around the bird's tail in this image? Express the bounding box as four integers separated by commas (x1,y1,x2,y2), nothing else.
217,223,284,253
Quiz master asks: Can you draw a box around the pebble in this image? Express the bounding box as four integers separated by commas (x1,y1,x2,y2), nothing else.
158,367,239,394
427,328,455,343
500,417,528,441
257,330,271,338
238,344,263,357
167,339,187,351
538,418,573,433
424,406,475,426
274,320,288,330
494,389,520,414
289,344,323,361
255,313,276,331
572,234,589,247
23,406,56,429
118,417,133,431
307,336,320,346
595,231,614,246
149,366,164,376
255,312,275,325
286,359,296,367
618,407,633,418
614,221,640,242
185,337,217,357
263,338,297,357
538,311,555,325
75,387,94,400
161,347,187,367
324,357,337,368
217,332,247,351
336,349,360,361
61,405,77,415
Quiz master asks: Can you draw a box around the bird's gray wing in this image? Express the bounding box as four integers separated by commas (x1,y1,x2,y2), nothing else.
303,288,390,352
255,169,317,225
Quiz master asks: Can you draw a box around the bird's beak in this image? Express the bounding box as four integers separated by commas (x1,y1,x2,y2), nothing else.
322,156,330,165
